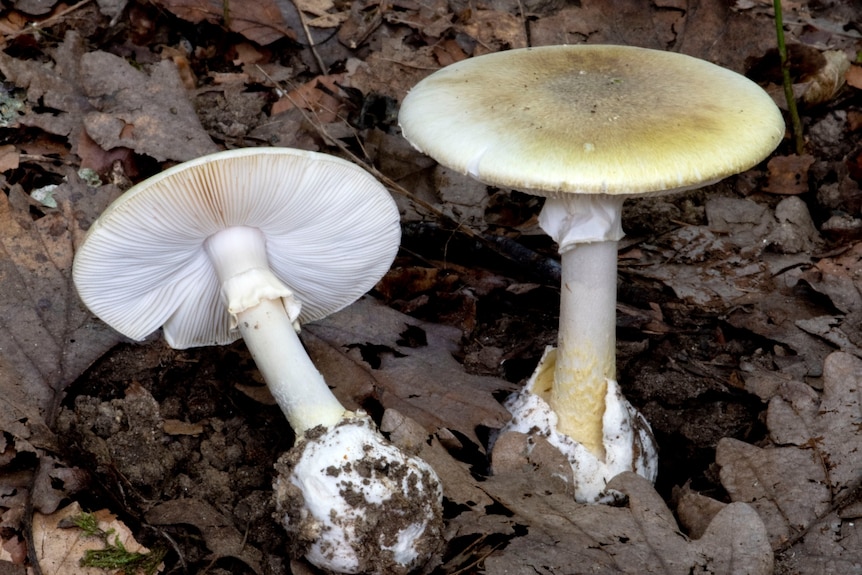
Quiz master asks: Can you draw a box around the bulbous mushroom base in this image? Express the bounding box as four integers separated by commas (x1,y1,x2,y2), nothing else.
495,346,658,504
274,414,444,574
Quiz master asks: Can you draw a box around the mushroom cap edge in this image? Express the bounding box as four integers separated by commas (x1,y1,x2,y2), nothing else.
72,147,401,348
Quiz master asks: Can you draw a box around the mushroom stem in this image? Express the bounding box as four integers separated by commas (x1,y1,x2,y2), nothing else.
553,240,618,458
538,194,625,459
236,299,348,433
205,225,348,433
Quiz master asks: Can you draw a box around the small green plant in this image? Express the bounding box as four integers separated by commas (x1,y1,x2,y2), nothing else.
71,512,165,575
773,0,805,155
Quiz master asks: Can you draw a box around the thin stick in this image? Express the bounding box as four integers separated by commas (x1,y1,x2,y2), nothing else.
291,0,326,74
3,0,93,40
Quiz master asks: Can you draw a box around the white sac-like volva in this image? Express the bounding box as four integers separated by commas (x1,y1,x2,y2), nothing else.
274,414,444,574
500,347,659,503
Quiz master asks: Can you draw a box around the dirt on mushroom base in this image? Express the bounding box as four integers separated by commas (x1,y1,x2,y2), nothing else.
273,417,444,575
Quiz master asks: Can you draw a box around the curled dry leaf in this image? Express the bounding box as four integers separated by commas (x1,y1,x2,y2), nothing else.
151,0,296,45
145,499,263,574
480,471,773,575
303,297,517,448
800,50,851,107
0,175,121,441
79,51,219,163
717,352,862,551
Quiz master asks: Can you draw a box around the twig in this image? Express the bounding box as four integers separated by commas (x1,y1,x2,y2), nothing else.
773,0,804,155
290,0,326,74
377,57,440,71
3,0,93,40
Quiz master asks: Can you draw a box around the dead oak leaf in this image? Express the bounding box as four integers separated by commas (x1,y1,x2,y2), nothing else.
145,498,263,574
152,0,296,45
776,510,862,574
79,51,219,163
303,297,517,448
0,30,91,146
456,9,526,55
481,471,773,575
34,501,159,575
0,176,120,442
717,352,862,549
801,242,862,315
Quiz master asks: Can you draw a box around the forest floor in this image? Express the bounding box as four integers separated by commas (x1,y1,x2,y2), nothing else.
0,0,861,574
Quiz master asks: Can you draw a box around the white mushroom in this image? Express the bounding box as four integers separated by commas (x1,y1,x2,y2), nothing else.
73,147,443,573
399,45,784,503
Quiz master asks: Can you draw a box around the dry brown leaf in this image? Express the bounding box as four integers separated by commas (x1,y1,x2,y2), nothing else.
0,31,90,147
717,352,862,551
152,0,295,45
296,0,350,28
303,297,516,448
765,154,816,195
76,131,136,174
0,145,19,172
271,73,346,121
847,65,862,90
349,30,440,101
33,501,156,575
0,176,121,442
145,499,263,574
481,471,772,575
79,51,218,162
530,0,776,71
802,243,862,314
456,9,526,55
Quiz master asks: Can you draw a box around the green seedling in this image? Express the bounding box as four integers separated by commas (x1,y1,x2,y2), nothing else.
71,512,165,575
774,0,804,154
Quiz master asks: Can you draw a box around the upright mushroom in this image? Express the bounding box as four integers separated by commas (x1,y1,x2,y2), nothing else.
399,45,784,502
73,147,444,573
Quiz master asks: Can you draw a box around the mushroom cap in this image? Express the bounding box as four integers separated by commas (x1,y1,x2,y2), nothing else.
399,44,785,197
73,148,401,348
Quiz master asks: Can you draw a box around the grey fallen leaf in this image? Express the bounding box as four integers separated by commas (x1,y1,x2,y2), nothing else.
766,196,823,254
11,0,54,15
0,31,90,145
303,296,517,448
0,175,120,442
706,196,773,245
481,471,772,575
145,498,263,574
797,315,862,358
726,289,835,378
717,437,830,549
776,511,862,575
801,243,862,315
717,351,862,549
381,408,494,509
78,51,218,162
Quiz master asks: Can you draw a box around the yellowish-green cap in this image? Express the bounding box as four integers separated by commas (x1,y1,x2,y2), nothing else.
399,45,785,197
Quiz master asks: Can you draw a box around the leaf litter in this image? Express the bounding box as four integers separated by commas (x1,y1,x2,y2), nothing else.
0,0,858,573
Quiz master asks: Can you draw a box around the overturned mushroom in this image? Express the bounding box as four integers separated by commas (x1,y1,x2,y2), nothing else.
73,147,443,573
399,45,784,502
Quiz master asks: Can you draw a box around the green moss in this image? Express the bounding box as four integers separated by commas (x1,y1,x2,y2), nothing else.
71,512,166,575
